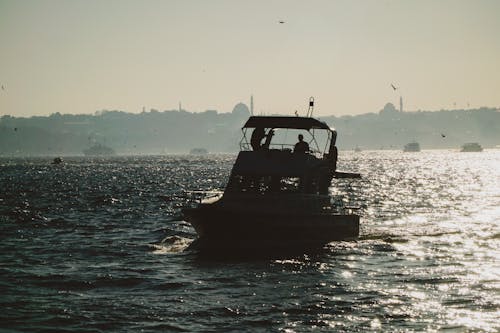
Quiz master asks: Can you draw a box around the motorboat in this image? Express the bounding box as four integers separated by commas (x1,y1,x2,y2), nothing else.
52,157,63,165
460,142,483,152
182,114,361,252
403,142,420,152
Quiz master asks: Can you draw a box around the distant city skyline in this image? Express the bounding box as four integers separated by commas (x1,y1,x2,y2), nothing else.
1,0,499,117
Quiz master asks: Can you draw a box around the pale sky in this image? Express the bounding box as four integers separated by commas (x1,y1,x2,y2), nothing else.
1,0,499,117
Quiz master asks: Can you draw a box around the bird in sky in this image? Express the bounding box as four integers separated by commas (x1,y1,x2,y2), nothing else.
279,20,285,24
441,133,446,138
390,83,397,91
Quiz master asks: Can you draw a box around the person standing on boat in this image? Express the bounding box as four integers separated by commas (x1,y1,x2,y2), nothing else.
251,127,274,150
250,127,265,150
294,134,309,153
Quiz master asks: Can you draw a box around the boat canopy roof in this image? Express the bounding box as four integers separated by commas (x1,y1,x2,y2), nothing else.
243,116,332,131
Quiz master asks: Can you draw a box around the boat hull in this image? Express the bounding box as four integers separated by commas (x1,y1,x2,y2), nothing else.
182,204,359,251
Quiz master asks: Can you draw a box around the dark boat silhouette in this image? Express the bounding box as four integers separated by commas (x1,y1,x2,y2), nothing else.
52,157,63,165
182,114,361,252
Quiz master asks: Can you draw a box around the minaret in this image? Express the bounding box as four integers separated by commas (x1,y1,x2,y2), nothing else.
250,95,254,115
399,96,403,112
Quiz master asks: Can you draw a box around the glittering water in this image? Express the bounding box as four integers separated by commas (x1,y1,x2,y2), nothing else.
1,151,499,332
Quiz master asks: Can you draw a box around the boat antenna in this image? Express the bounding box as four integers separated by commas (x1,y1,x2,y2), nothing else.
306,97,314,117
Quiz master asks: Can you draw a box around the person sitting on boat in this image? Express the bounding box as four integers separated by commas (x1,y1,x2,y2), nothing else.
294,134,309,153
251,127,274,150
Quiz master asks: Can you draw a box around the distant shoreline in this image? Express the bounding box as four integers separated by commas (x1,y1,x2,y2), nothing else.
1,106,499,155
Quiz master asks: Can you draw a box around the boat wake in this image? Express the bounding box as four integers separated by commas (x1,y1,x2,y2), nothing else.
149,235,193,254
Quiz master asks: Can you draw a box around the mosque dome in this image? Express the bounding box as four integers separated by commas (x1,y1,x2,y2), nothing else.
232,103,250,117
380,102,398,115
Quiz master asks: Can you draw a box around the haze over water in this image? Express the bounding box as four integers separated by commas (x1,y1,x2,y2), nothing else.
1,0,500,116
1,150,498,332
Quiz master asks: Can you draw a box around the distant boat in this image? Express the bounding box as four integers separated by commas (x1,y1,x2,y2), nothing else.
83,143,115,156
403,142,420,152
52,157,63,165
189,148,208,155
460,142,483,152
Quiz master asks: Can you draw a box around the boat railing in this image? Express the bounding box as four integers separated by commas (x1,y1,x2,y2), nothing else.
239,141,296,152
184,190,224,204
239,142,323,158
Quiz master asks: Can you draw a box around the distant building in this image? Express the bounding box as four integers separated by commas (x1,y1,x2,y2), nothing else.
250,95,254,115
379,102,399,115
232,102,250,117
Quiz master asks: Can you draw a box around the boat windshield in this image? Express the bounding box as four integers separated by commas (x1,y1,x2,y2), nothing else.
240,127,332,157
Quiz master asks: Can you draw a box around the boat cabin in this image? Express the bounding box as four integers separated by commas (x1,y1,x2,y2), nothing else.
226,116,340,195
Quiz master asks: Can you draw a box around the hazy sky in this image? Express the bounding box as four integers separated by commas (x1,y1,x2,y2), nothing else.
1,0,499,117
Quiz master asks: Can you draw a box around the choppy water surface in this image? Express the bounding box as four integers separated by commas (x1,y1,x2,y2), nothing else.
1,151,499,332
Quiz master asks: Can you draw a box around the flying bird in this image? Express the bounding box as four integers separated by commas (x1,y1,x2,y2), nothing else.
390,83,397,91
279,20,285,24
441,133,446,138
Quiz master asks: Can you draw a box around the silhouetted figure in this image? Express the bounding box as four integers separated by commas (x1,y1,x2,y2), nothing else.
251,127,266,150
294,134,309,153
263,129,274,149
251,127,274,150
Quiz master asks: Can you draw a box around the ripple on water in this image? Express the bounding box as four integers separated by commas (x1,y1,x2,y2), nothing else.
1,152,499,332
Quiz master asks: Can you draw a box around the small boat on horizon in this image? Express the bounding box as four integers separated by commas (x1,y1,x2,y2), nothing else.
403,142,421,152
189,148,208,155
52,157,63,165
460,142,483,152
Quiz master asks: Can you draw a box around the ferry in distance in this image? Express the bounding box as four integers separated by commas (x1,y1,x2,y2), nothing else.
403,142,421,152
461,142,483,152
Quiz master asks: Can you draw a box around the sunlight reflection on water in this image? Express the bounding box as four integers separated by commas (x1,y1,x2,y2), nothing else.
0,151,499,332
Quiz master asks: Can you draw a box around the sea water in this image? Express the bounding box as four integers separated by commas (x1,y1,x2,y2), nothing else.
1,150,498,332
